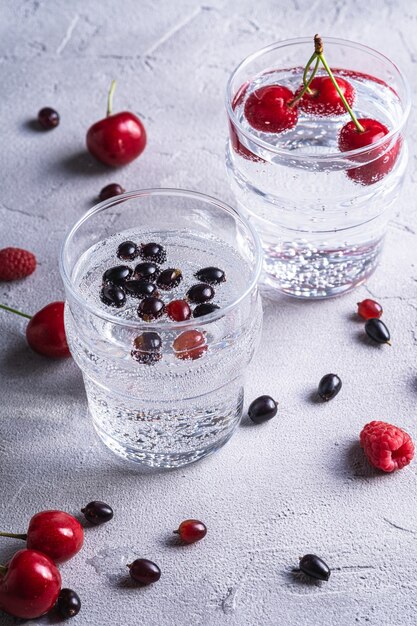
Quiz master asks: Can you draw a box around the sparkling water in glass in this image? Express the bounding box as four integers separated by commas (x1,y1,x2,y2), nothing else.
60,189,262,468
226,37,410,298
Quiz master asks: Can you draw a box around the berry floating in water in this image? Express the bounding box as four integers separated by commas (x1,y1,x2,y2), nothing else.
134,262,160,282
116,240,138,261
317,374,342,401
174,519,207,544
131,332,162,364
248,395,278,424
125,279,157,299
137,297,165,321
187,283,215,304
99,183,125,202
365,318,391,345
102,265,132,286
173,329,207,361
195,267,226,285
81,501,114,525
360,421,414,472
299,554,331,581
56,588,81,619
166,299,191,322
128,559,161,585
38,107,60,129
100,283,126,308
193,303,220,318
244,85,298,133
157,268,183,291
140,242,167,264
357,298,383,320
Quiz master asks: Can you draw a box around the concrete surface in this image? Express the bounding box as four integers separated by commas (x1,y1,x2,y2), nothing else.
1,0,417,624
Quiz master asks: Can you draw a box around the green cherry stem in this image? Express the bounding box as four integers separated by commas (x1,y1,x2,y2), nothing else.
0,304,32,319
107,79,117,117
0,565,7,576
288,54,320,107
0,532,27,540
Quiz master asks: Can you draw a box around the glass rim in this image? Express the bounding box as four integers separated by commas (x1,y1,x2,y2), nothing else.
59,188,263,331
226,36,411,162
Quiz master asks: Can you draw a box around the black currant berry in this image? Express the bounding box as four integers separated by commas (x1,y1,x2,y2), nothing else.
131,332,162,364
140,242,167,264
365,318,391,344
138,297,165,321
99,183,125,202
318,374,342,401
156,268,183,290
128,559,161,585
299,554,331,581
117,240,138,261
195,267,226,285
100,284,126,308
81,501,114,525
38,107,60,129
56,588,81,618
134,262,160,282
102,265,132,286
187,283,215,304
248,395,278,424
125,279,158,299
193,303,220,318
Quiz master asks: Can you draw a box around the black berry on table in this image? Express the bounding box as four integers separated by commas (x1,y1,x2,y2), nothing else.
140,242,167,264
128,559,161,585
99,183,125,202
317,374,342,401
81,501,114,525
193,303,220,318
195,267,226,285
117,240,138,261
299,554,331,581
38,107,60,129
137,297,165,321
100,283,126,308
102,265,132,286
365,318,391,344
156,268,183,290
187,283,215,304
248,395,278,424
56,588,81,618
134,262,160,282
125,279,158,299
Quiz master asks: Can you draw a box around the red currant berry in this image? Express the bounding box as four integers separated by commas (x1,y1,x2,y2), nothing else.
166,299,191,322
128,559,161,585
357,299,383,320
296,75,355,116
339,118,400,185
244,85,298,133
174,519,207,544
173,330,207,361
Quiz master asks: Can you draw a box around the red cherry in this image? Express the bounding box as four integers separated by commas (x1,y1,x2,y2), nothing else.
357,299,383,320
173,329,207,361
338,118,400,185
0,549,61,619
26,301,70,358
244,85,298,133
166,299,192,322
296,75,355,116
26,510,84,562
174,519,207,544
86,81,146,167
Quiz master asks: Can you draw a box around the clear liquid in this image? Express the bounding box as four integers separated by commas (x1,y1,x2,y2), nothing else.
66,229,261,467
227,67,407,298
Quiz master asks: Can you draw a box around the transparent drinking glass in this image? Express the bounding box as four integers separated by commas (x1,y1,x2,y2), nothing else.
226,37,411,298
60,189,263,468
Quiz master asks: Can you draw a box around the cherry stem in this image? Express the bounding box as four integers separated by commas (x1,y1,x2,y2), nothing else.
0,565,7,576
173,529,179,535
0,304,32,320
107,80,117,117
0,532,27,540
288,54,320,107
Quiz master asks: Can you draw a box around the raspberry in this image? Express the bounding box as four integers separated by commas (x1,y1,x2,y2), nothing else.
0,247,36,281
360,421,414,472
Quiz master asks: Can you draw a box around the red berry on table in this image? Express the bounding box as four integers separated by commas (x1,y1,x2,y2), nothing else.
0,549,61,619
38,107,60,129
357,298,383,320
26,302,70,358
174,519,207,544
128,559,161,585
173,329,207,361
86,80,146,167
0,247,36,281
360,421,414,472
296,75,355,116
99,183,125,201
244,85,298,133
166,299,191,322
338,118,400,185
